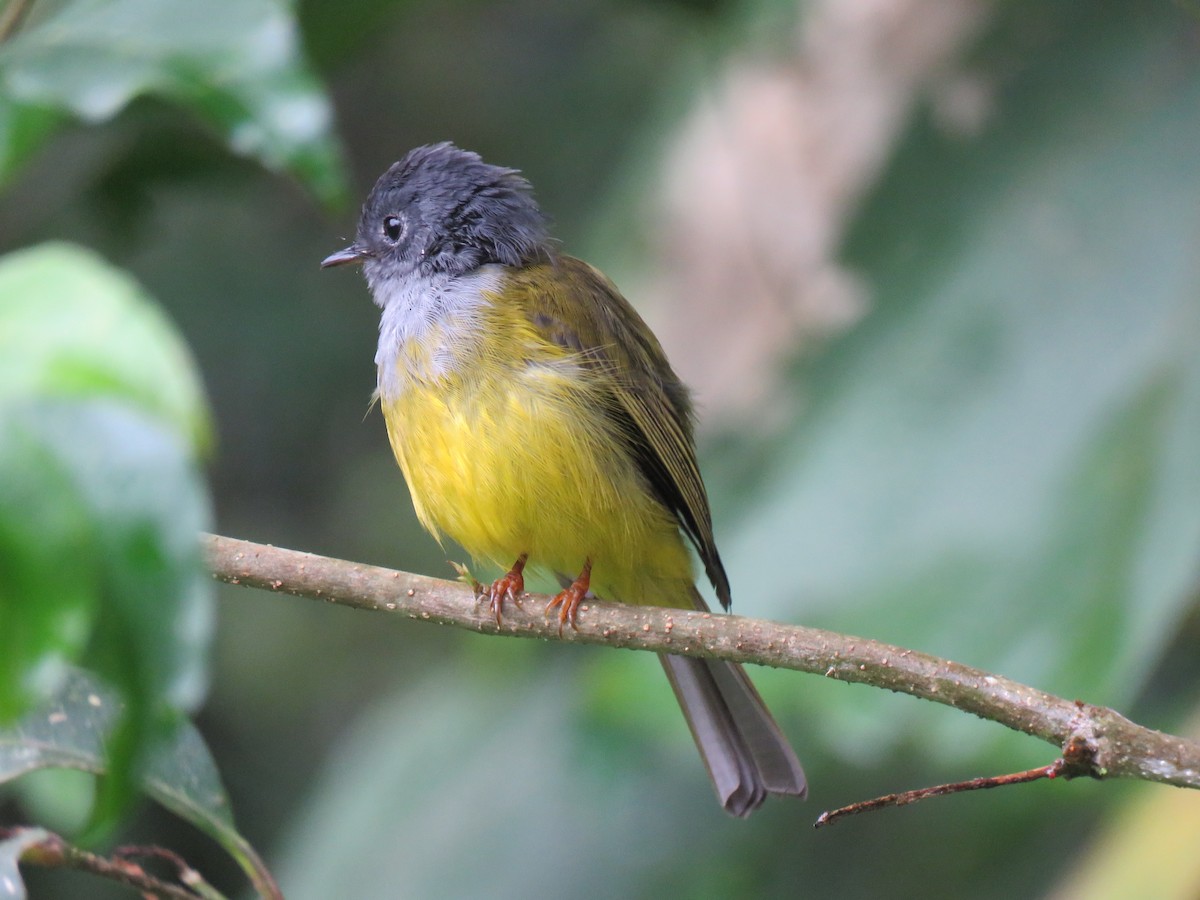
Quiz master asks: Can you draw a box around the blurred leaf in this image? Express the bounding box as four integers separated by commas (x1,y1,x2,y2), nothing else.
0,92,62,178
0,0,346,204
0,398,214,829
0,242,212,454
0,242,215,826
0,669,279,899
0,400,98,724
9,769,94,836
0,826,49,900
718,4,1200,757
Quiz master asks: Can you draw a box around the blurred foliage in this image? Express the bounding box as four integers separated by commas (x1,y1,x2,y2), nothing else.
0,242,211,452
1,0,1199,898
0,0,351,889
0,0,346,203
1049,728,1200,899
0,669,277,895
0,243,218,836
720,0,1200,758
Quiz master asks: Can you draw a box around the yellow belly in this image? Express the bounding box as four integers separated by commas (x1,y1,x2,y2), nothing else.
381,352,697,608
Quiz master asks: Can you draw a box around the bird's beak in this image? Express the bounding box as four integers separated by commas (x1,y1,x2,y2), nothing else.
321,243,369,268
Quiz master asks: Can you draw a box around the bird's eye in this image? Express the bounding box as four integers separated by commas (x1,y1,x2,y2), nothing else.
383,215,404,243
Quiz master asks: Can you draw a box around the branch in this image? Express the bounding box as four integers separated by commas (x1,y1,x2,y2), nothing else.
0,0,34,43
2,827,216,900
204,533,1200,790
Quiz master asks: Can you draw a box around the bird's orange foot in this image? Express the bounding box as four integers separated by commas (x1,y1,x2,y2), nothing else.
546,558,592,635
486,554,528,625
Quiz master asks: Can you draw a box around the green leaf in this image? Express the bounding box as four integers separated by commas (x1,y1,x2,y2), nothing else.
0,242,215,824
0,670,279,899
0,93,62,179
0,242,213,455
8,769,94,837
0,401,99,723
0,398,214,827
0,0,346,204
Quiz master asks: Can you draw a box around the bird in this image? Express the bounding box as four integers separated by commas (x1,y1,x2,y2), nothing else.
322,142,807,815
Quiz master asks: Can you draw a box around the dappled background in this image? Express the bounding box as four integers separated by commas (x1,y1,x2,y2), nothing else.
4,0,1200,896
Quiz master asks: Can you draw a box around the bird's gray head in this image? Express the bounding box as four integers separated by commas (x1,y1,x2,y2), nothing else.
321,143,551,287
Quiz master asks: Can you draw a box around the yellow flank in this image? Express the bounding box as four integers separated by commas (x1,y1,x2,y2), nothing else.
379,292,698,610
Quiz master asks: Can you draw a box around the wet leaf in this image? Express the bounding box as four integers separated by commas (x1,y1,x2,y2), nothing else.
0,0,345,204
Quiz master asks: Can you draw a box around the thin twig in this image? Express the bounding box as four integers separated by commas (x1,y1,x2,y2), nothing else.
0,0,34,43
203,533,1200,791
815,760,1065,828
115,845,226,900
814,726,1106,826
3,827,208,899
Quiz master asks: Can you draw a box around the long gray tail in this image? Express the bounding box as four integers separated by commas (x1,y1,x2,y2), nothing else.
659,653,807,817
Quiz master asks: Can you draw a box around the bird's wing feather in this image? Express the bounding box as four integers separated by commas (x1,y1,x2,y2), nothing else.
507,256,731,608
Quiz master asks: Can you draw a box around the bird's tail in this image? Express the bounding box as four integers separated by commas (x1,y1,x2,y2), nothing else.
659,653,807,817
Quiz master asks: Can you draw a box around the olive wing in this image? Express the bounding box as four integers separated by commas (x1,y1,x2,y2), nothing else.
510,256,731,609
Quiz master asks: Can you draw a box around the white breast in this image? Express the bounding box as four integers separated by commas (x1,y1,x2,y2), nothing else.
372,265,504,398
